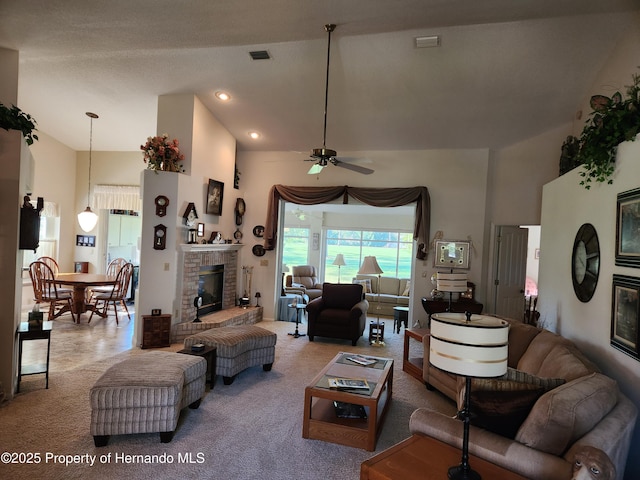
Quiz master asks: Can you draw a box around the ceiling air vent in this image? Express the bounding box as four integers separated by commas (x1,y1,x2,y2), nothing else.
249,50,271,60
415,35,440,48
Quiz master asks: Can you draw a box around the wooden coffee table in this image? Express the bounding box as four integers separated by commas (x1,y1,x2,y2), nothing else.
361,433,528,480
303,352,393,451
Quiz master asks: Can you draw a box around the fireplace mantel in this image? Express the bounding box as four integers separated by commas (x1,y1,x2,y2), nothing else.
180,243,244,253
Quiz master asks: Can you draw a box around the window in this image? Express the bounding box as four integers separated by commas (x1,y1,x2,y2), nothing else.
324,229,413,283
282,227,310,269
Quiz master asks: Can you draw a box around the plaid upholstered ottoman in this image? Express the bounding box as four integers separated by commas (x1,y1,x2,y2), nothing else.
90,351,206,446
184,325,276,385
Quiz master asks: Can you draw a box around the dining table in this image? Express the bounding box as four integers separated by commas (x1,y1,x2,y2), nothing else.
54,272,118,321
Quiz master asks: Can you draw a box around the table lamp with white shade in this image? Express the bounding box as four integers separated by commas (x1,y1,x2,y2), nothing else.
436,271,468,312
358,255,384,346
429,312,509,480
332,254,346,283
281,264,290,296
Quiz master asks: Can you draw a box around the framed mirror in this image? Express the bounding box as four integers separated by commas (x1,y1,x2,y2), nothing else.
434,240,470,269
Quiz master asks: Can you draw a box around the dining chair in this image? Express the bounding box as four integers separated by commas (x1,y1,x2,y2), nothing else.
89,257,128,298
88,262,133,324
36,256,72,294
29,261,76,322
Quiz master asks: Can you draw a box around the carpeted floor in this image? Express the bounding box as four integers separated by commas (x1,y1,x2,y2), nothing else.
0,318,456,480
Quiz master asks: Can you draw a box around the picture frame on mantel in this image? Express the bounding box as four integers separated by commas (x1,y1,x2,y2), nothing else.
616,187,640,267
611,274,640,361
206,179,224,215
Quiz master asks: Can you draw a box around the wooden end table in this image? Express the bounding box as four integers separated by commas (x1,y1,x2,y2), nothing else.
402,327,429,382
361,434,528,480
303,352,393,451
177,345,217,388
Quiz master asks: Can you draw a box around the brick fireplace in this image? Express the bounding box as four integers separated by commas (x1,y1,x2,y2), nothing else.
178,244,241,324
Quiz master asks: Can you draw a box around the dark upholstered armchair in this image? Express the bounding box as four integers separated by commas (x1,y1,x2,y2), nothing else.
305,283,369,346
285,265,323,301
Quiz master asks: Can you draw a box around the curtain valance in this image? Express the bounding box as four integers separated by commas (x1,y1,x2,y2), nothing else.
264,185,430,259
93,185,141,212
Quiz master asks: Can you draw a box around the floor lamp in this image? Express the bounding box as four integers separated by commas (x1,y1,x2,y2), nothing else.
429,312,508,480
358,256,384,347
436,271,468,312
332,254,346,283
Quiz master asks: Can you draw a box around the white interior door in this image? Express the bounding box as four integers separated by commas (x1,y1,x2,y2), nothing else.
494,225,528,319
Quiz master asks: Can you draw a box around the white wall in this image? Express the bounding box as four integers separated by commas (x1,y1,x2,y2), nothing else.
539,25,640,479
237,149,493,323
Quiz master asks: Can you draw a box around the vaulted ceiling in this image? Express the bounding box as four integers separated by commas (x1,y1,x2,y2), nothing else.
1,1,638,153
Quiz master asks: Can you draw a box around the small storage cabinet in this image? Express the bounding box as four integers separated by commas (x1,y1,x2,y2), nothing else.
141,314,171,348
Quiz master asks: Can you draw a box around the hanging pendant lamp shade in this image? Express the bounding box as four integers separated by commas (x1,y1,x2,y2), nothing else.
78,112,99,232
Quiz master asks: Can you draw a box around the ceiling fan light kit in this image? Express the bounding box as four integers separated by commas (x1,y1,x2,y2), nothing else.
306,24,374,176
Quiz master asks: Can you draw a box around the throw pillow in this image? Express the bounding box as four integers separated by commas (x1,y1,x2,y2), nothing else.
353,279,372,294
401,280,411,296
463,367,566,439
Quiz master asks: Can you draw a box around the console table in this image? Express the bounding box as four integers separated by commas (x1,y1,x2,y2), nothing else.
421,297,483,325
16,321,52,393
361,433,528,480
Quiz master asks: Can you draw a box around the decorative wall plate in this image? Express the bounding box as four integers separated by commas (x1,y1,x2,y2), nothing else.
252,244,265,257
253,225,265,238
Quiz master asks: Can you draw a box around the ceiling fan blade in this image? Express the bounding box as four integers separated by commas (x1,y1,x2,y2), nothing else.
307,163,325,175
332,160,374,175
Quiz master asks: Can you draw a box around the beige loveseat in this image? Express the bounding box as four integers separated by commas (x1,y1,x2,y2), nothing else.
410,317,637,480
354,274,410,317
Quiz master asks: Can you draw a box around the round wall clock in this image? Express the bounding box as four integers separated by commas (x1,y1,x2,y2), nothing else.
155,195,169,216
571,223,600,302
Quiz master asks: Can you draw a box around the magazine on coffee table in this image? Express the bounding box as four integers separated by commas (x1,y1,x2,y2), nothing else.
333,401,368,419
345,355,377,366
328,377,370,390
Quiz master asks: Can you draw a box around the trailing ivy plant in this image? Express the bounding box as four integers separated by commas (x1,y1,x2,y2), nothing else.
0,103,38,145
577,69,640,189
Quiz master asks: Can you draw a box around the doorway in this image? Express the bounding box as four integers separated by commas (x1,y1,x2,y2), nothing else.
491,225,540,320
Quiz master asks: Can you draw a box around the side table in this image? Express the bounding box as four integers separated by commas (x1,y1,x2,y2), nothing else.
361,433,528,480
287,303,306,338
141,314,171,348
392,306,409,333
402,327,429,382
16,321,53,393
177,345,217,388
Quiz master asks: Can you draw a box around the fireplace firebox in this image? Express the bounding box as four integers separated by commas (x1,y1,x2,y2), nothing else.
198,264,224,315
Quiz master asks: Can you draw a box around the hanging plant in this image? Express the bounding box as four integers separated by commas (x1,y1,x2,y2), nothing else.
577,69,640,189
0,103,38,145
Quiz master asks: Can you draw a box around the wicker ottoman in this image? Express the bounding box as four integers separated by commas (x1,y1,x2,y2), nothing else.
184,325,277,385
90,351,206,446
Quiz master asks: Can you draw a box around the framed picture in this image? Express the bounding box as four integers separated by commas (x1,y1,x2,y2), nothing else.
434,240,470,269
616,187,640,267
611,274,640,360
197,222,205,237
206,179,224,215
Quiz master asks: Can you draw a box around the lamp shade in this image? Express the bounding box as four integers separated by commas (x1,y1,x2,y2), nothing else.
332,253,346,267
436,272,468,293
429,313,508,378
78,206,99,232
358,256,383,275
282,264,290,273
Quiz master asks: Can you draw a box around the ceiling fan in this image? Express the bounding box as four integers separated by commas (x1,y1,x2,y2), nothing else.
306,24,374,176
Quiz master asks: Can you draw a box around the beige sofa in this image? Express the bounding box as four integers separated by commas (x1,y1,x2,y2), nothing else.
410,318,637,480
354,274,410,317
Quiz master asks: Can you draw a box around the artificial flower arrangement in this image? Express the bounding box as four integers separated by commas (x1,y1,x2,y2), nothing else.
140,133,185,172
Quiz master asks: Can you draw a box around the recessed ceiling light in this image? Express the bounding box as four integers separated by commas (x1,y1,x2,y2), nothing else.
215,91,230,101
248,131,260,140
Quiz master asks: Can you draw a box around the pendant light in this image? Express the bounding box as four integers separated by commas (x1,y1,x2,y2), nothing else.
78,112,99,232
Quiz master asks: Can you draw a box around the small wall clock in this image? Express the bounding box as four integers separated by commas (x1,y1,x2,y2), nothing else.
183,202,198,227
571,223,600,302
155,195,169,217
154,224,167,250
